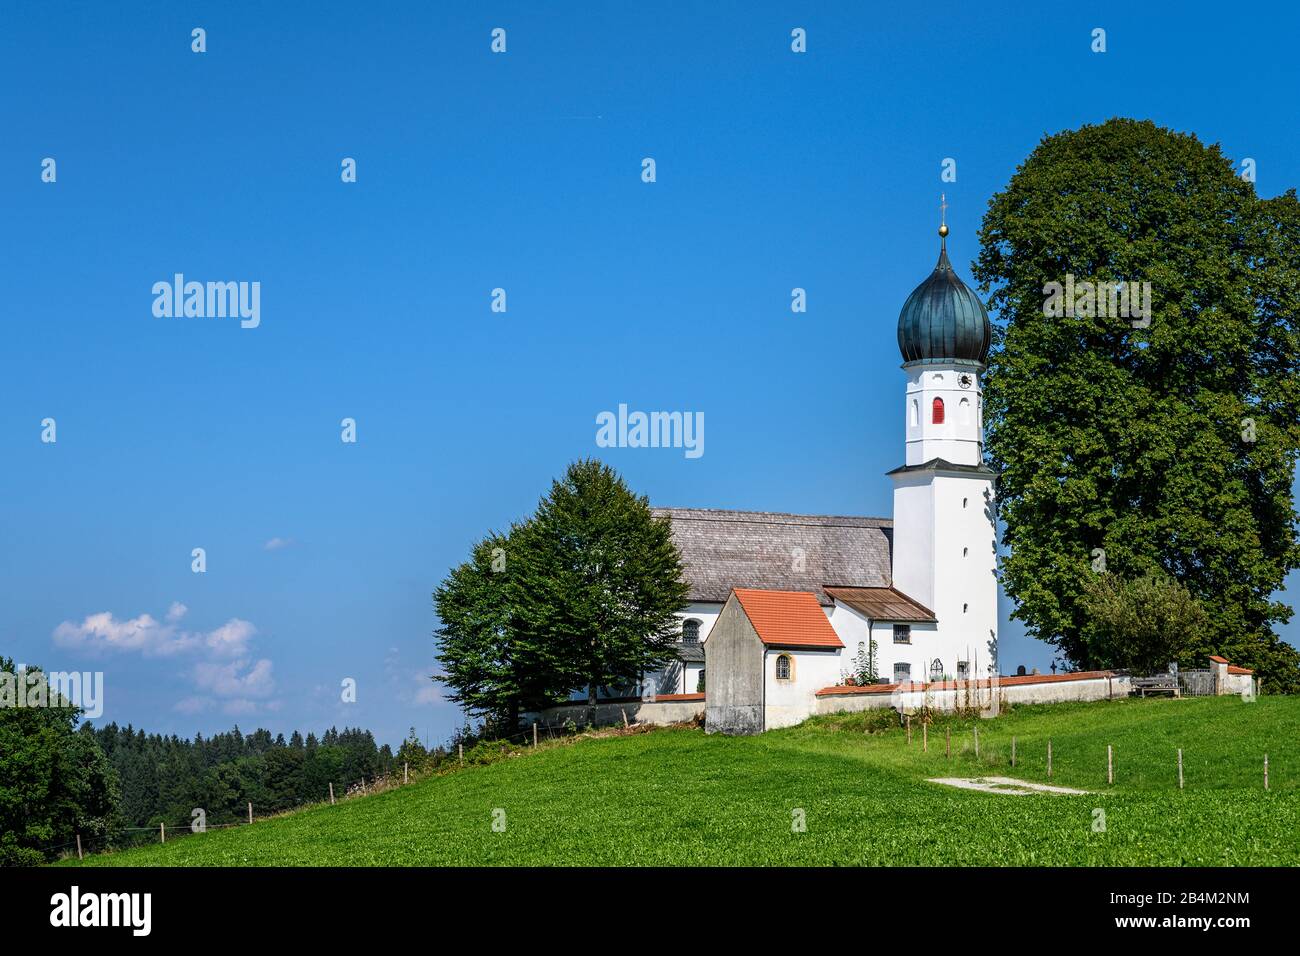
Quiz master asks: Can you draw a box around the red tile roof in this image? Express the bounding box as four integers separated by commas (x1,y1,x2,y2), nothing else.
1228,666,1253,675
816,670,1118,696
732,588,844,649
1208,655,1229,664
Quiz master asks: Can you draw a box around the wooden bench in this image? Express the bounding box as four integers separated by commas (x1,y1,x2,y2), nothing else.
1131,676,1180,698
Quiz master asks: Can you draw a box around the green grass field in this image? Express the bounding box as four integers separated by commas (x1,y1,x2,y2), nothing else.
61,696,1300,866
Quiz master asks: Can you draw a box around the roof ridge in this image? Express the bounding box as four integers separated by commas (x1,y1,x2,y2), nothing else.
653,507,893,527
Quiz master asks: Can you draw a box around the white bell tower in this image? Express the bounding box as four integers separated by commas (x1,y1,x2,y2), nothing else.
888,208,998,675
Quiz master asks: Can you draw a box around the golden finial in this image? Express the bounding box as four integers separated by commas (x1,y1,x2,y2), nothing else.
939,193,949,244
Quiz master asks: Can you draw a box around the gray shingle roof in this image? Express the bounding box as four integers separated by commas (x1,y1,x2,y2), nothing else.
675,642,705,663
652,507,893,604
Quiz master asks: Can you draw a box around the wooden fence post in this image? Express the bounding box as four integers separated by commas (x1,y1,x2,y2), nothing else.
1178,748,1184,790
76,834,83,861
906,715,911,744
459,743,464,764
1011,736,1016,767
533,721,538,748
1047,739,1053,779
329,782,335,805
1264,753,1269,791
404,762,409,784
923,722,928,753
945,726,951,759
973,724,979,758
160,823,165,844
248,801,253,825
1107,745,1113,785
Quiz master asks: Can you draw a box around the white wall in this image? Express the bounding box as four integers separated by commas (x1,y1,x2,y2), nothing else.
814,673,1133,716
890,475,935,610
889,472,998,683
763,648,843,729
930,473,998,676
904,364,983,466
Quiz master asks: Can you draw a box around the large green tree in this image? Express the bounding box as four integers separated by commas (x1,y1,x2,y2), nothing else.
434,460,690,721
974,118,1300,691
434,525,571,728
513,460,690,707
0,658,119,865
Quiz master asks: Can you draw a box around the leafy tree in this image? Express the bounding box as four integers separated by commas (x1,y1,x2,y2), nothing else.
974,118,1300,692
433,525,560,729
434,460,691,719
1079,572,1210,673
512,460,690,708
0,658,119,865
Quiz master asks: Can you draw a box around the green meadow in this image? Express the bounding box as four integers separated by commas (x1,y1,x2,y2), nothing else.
61,696,1300,866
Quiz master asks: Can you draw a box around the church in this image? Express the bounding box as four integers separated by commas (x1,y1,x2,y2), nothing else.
652,219,999,734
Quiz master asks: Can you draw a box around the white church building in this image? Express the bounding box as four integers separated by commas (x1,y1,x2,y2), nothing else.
652,223,1000,733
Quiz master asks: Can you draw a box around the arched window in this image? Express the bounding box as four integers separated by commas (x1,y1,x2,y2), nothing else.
681,619,701,644
910,400,919,427
776,654,793,681
930,659,944,682
932,397,945,424
959,397,971,425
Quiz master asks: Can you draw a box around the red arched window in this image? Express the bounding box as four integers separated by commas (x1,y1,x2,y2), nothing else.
932,397,945,424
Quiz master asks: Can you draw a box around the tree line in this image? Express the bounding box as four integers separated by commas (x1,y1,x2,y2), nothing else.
0,654,474,866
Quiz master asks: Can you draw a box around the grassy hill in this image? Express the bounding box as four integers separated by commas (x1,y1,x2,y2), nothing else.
61,696,1300,866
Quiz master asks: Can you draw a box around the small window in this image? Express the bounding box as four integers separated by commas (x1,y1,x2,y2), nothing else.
893,662,911,683
681,619,701,644
930,659,943,682
932,397,945,424
776,654,793,681
957,661,970,679
893,624,911,644
959,397,971,425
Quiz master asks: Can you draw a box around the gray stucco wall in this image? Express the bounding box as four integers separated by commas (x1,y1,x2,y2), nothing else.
704,595,766,735
535,697,705,729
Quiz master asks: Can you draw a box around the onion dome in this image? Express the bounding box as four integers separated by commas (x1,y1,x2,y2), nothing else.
896,221,991,368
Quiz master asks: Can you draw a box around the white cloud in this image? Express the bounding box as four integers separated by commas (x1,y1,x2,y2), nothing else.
203,619,256,657
53,611,196,657
53,609,255,660
193,657,275,699
263,537,294,551
53,604,275,713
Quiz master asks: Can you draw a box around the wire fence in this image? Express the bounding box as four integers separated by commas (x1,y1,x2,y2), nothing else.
30,717,624,863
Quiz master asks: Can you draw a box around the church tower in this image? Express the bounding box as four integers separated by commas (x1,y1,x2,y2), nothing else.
888,207,998,673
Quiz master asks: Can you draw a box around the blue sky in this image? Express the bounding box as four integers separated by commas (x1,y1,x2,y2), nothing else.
3,1,1298,748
